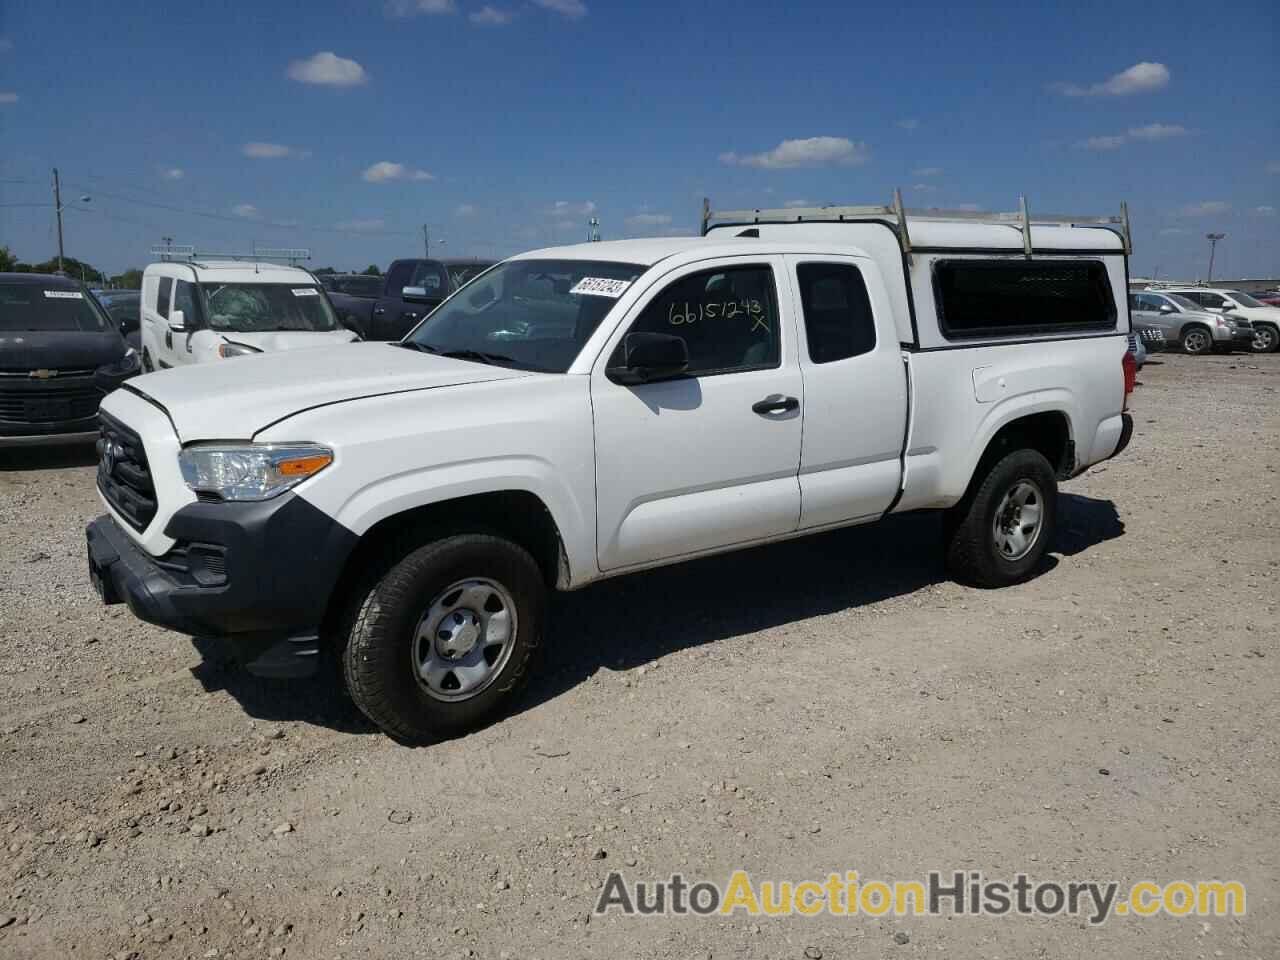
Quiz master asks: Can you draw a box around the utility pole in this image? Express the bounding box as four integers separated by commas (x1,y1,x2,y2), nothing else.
52,168,66,273
1205,233,1226,282
423,225,429,258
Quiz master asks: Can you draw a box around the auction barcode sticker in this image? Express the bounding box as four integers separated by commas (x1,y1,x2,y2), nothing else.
43,290,84,299
292,287,320,297
570,277,631,298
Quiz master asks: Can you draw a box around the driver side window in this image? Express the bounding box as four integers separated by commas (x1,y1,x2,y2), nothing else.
620,265,779,377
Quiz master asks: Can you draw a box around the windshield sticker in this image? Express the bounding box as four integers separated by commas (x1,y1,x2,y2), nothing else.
43,290,84,299
570,277,631,299
291,287,320,297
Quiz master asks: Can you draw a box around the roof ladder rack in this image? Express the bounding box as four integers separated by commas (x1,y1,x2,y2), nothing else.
150,246,312,265
701,192,1133,256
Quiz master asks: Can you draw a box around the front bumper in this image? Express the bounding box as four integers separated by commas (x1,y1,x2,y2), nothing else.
87,493,358,677
0,429,98,448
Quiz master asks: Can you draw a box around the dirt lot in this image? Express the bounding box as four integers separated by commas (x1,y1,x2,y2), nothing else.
1,352,1277,960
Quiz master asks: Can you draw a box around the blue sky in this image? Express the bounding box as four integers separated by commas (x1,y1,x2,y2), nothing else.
1,0,1277,278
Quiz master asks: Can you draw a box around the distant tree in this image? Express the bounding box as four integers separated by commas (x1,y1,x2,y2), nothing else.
362,264,381,276
25,257,105,284
313,266,337,275
0,245,16,271
110,269,143,290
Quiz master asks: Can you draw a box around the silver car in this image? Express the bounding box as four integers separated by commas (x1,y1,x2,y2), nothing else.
1130,291,1254,355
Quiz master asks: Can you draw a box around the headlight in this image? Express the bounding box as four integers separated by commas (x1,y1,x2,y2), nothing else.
178,443,333,501
218,341,262,359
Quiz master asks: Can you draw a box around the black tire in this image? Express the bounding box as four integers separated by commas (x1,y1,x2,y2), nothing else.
340,534,545,743
944,449,1058,588
1251,323,1279,354
1180,325,1213,355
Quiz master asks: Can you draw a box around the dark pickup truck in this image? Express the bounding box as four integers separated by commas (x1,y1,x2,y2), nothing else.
326,260,497,340
328,260,451,341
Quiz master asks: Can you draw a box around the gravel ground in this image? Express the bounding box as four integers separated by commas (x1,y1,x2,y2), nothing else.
1,352,1277,960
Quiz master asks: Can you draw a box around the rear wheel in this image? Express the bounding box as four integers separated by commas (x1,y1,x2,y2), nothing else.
1251,323,1279,354
945,449,1057,588
340,534,545,743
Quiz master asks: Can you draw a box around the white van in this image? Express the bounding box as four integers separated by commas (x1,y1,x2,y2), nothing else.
139,259,357,370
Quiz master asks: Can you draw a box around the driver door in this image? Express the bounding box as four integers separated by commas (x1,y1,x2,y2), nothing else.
590,256,803,571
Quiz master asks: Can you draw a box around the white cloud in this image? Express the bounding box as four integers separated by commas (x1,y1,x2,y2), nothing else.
1054,61,1170,97
625,213,672,227
335,218,386,232
1254,205,1276,217
287,51,368,87
386,0,455,15
896,119,919,130
1128,123,1189,140
232,204,259,219
784,200,814,208
242,141,295,159
954,204,983,212
533,0,587,17
1158,227,1190,236
1180,201,1230,216
1079,135,1128,151
159,167,184,180
470,5,513,25
912,183,938,193
455,203,477,217
720,136,869,169
362,161,434,183
551,200,597,216
0,91,18,104
912,166,942,177
1267,162,1280,175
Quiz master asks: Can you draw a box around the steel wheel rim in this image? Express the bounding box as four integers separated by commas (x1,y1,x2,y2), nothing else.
412,578,517,702
1255,327,1275,351
992,479,1045,563
1185,330,1209,353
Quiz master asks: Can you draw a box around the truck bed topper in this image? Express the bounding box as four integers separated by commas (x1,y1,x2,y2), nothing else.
701,189,1132,258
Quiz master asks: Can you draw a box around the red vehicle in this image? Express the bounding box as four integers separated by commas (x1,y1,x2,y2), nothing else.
1252,290,1280,307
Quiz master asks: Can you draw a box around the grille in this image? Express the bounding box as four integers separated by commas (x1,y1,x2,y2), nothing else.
97,412,157,531
1127,333,1139,353
0,380,103,424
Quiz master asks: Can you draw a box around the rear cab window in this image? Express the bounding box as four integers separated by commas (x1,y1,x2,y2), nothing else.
795,262,876,363
933,260,1116,340
156,278,172,320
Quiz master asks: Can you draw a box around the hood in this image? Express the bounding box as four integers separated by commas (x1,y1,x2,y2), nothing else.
218,329,359,353
0,329,127,373
125,341,535,441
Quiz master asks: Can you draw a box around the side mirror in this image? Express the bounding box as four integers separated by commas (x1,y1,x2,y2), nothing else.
168,309,186,331
1158,304,1174,314
402,286,430,303
606,332,689,385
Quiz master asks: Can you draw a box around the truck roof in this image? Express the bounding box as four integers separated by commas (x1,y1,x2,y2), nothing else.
143,260,318,285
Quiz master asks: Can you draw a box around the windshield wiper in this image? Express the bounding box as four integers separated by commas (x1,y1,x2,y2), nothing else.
393,340,438,353
438,348,516,366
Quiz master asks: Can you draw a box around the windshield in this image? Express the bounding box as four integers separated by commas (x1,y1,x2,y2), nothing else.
1225,291,1264,308
201,283,340,333
405,258,645,372
0,283,110,332
1166,294,1201,311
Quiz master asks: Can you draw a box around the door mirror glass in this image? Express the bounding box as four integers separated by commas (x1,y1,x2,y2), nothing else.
402,286,430,303
606,332,689,385
1158,303,1174,314
168,308,186,331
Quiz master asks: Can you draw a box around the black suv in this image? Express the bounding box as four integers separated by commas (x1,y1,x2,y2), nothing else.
0,273,140,446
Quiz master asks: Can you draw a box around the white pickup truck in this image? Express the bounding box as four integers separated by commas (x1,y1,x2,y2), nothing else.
86,196,1135,742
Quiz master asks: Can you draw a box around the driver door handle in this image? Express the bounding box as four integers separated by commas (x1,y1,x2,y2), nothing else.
752,394,799,415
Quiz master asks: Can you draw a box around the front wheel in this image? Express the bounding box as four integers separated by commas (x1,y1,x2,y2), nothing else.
945,449,1058,588
1251,323,1279,354
341,534,545,743
1181,325,1213,355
